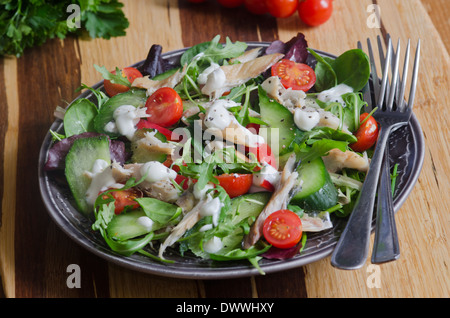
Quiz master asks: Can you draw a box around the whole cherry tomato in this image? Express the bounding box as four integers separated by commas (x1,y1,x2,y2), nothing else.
143,87,183,127
266,0,298,18
298,0,333,26
244,0,268,15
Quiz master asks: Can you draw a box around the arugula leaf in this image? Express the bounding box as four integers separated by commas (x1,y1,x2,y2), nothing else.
94,64,131,87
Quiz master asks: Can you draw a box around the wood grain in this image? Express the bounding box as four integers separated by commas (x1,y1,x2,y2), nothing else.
0,0,449,298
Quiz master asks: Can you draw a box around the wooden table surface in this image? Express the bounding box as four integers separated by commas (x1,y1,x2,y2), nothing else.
1,0,449,299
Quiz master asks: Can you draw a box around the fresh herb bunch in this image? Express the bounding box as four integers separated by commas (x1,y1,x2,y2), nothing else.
0,0,129,57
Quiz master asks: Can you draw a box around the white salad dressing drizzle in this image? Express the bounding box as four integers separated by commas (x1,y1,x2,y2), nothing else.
140,161,177,183
199,195,223,227
136,216,154,232
252,163,281,188
203,101,265,148
317,83,353,106
85,159,123,206
203,236,223,254
104,105,148,140
198,62,221,85
193,182,215,200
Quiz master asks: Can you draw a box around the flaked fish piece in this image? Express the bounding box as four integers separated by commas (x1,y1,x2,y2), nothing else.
201,53,284,98
322,148,369,173
131,129,175,163
158,197,211,258
131,65,187,96
114,163,181,203
228,47,263,64
301,212,333,232
243,154,302,249
261,76,306,111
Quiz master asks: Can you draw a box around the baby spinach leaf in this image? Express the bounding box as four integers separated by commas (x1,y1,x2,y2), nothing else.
333,49,370,92
63,98,98,137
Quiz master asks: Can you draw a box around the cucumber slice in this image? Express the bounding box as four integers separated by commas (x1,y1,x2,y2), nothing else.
291,157,338,211
257,86,304,157
94,89,147,138
65,135,111,215
106,209,151,241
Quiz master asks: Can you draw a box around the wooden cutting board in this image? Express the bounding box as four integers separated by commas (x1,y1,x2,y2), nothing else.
0,0,448,298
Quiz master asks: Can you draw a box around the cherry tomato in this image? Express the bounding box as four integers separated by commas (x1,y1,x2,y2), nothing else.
244,0,267,14
298,0,333,26
103,188,142,214
350,113,379,152
266,0,298,18
217,0,244,8
271,59,316,92
247,142,277,170
144,87,183,127
215,173,253,198
103,67,142,97
263,210,302,249
136,120,180,141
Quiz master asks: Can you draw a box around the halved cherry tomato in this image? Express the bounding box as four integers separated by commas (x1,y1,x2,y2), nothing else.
247,142,277,170
350,113,379,152
298,0,333,26
103,188,142,214
215,173,253,198
263,210,302,249
136,120,180,141
271,59,316,92
103,67,142,97
244,0,267,14
144,87,183,127
217,0,244,8
266,0,298,18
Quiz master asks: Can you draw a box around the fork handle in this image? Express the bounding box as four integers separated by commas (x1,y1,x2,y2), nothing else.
371,146,400,263
331,125,392,270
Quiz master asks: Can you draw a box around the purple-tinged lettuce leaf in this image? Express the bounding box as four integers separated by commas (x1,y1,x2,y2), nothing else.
266,33,308,63
261,242,303,260
44,132,126,171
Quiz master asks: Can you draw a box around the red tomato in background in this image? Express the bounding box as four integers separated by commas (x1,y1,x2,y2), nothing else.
144,87,183,127
298,0,333,26
215,173,253,198
244,0,267,14
103,188,142,214
263,210,302,249
103,67,142,97
271,59,316,92
217,0,244,8
266,0,298,18
350,113,379,152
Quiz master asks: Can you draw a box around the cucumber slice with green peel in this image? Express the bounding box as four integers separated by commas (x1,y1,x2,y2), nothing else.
65,135,111,215
94,88,147,138
257,86,304,157
290,157,338,211
107,209,152,241
63,98,98,137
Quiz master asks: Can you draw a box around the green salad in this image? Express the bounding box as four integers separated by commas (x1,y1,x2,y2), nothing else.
44,34,375,273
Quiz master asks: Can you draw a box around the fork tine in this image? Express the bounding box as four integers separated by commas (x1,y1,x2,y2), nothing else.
386,39,401,111
358,40,374,111
397,39,410,111
367,38,380,101
377,36,392,108
407,39,421,111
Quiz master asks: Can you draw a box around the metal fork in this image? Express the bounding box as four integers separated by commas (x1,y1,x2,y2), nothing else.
331,36,421,270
